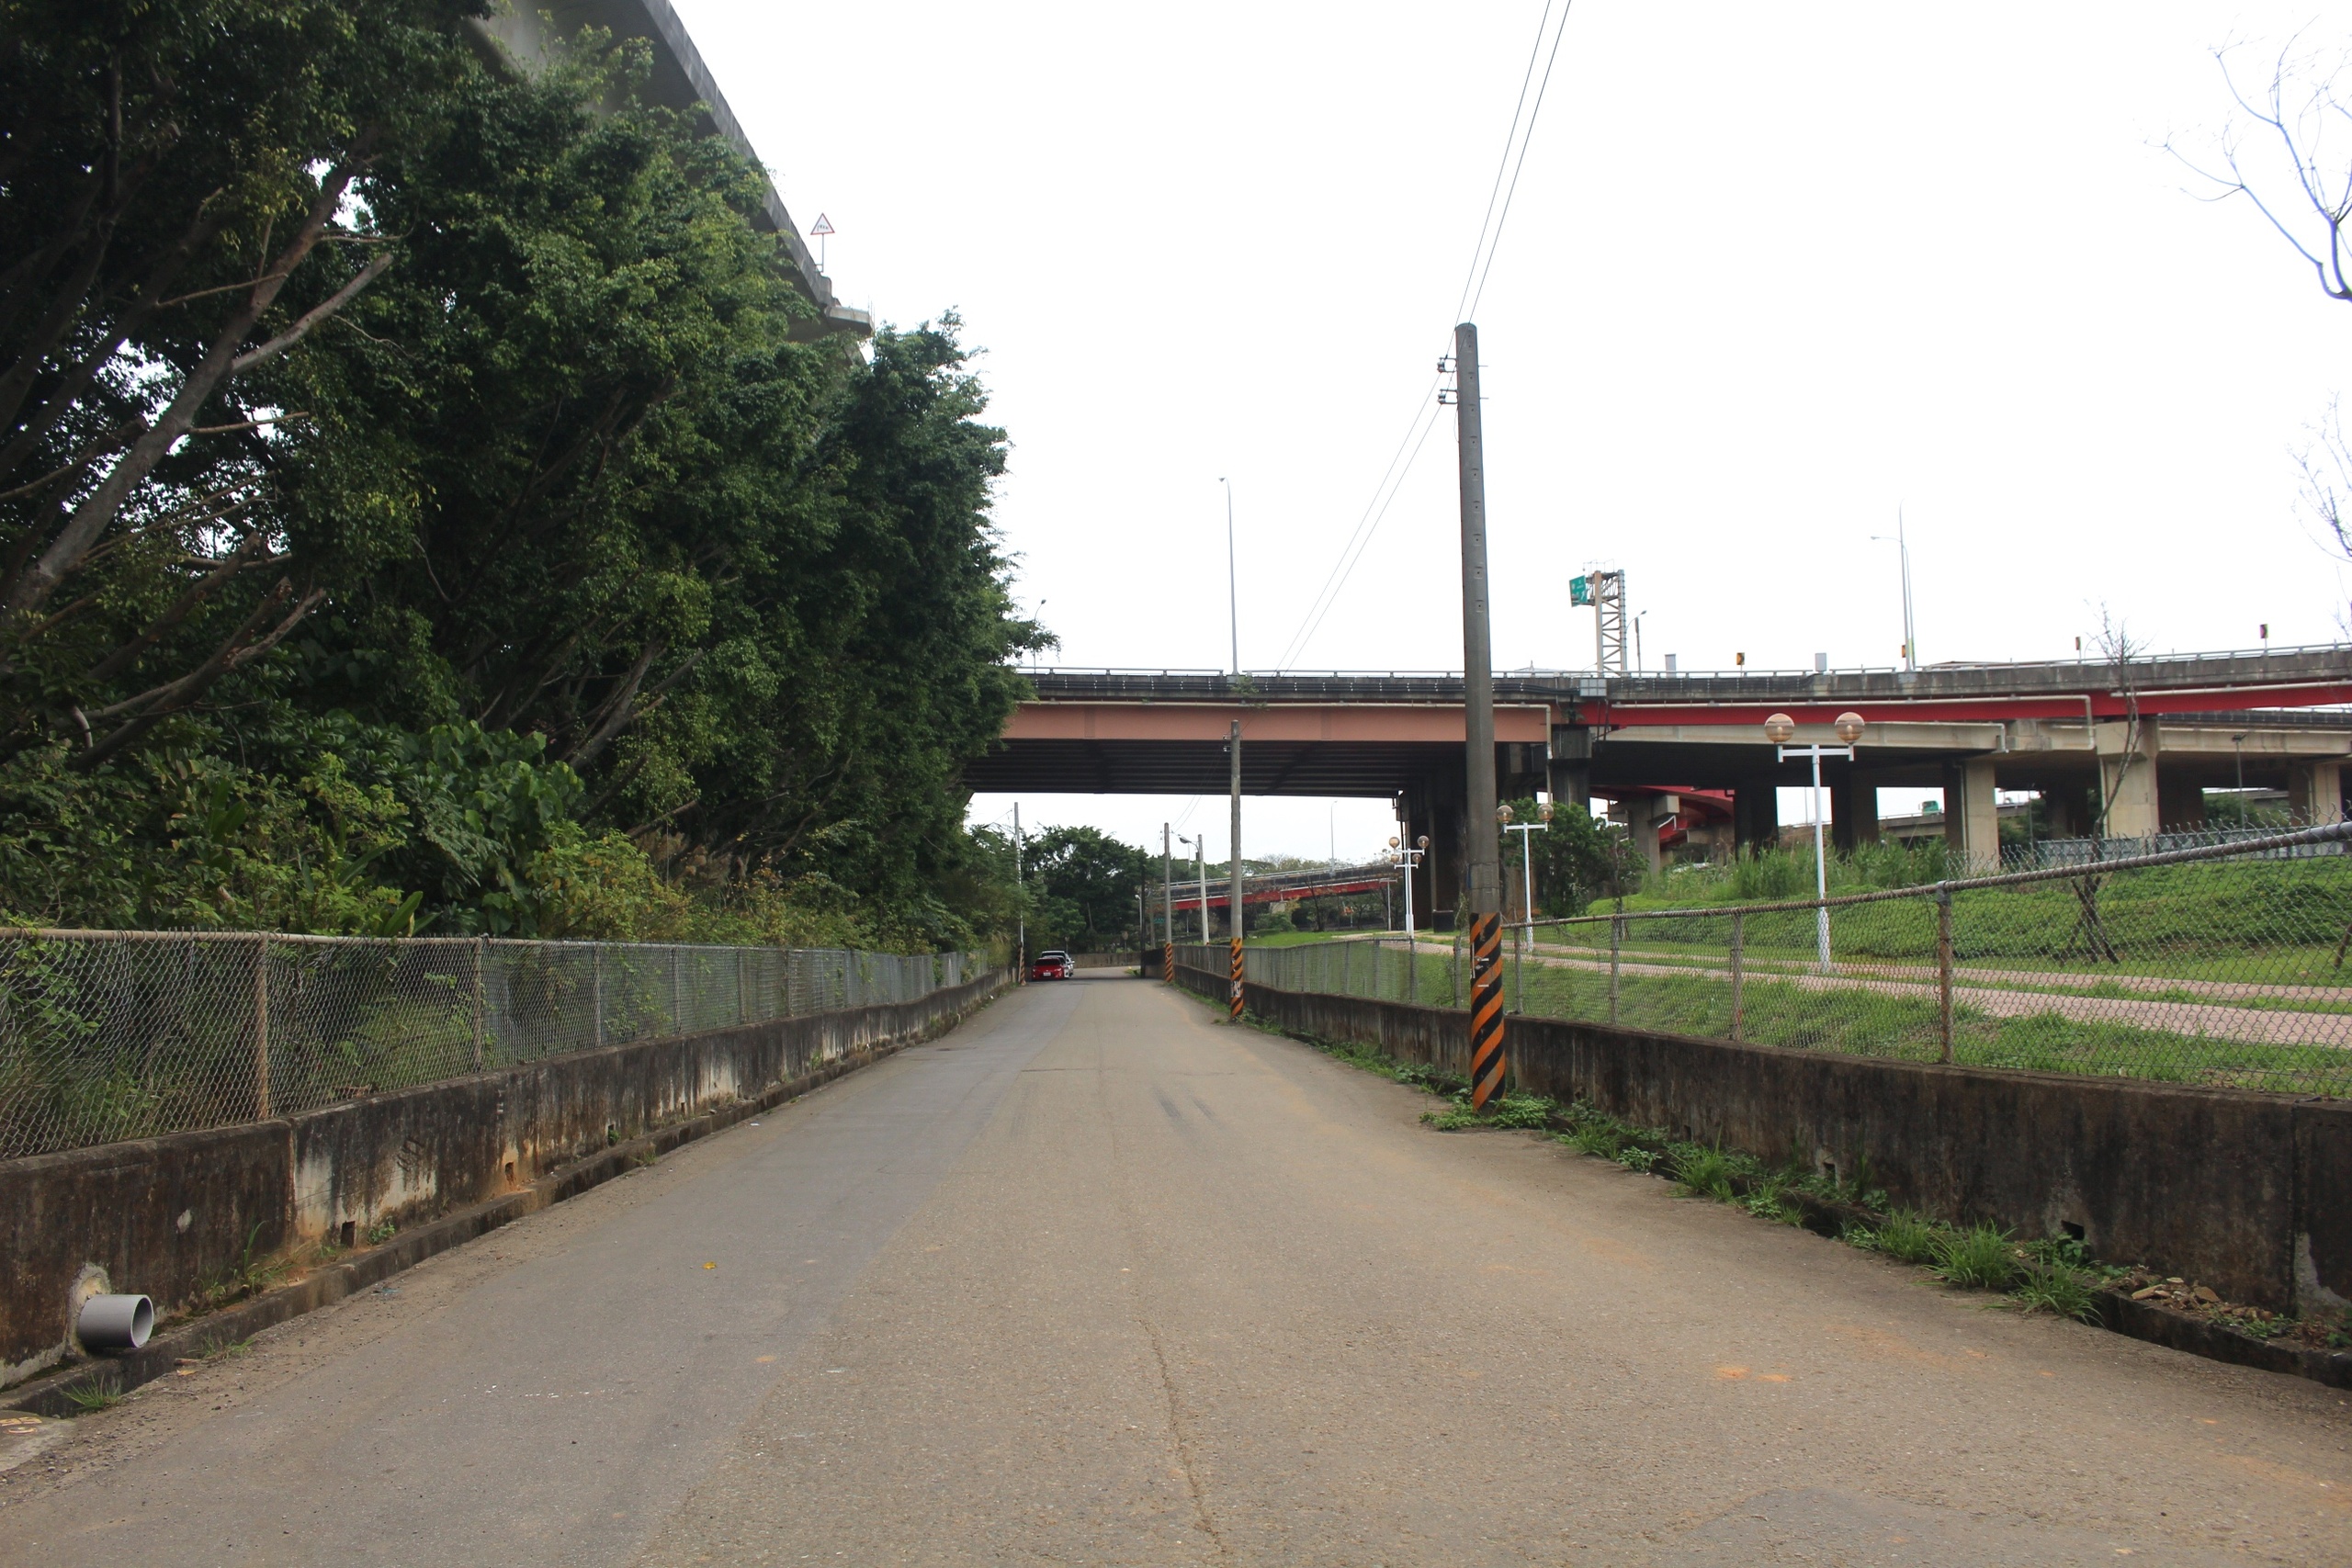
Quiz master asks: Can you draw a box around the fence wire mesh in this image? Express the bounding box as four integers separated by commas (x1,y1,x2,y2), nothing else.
1196,822,2352,1099
0,934,984,1160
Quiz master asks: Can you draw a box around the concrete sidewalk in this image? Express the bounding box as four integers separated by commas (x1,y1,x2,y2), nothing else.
4,975,2347,1565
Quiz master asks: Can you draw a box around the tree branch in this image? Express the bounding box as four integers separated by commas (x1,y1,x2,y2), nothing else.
3,136,376,626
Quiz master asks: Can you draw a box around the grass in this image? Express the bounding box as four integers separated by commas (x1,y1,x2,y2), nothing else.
2011,1258,2101,1322
1868,1211,1940,1266
1930,1224,2020,1289
60,1372,122,1414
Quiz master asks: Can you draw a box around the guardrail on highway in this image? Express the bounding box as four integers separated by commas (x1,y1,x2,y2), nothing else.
0,934,987,1160
1183,821,2352,1098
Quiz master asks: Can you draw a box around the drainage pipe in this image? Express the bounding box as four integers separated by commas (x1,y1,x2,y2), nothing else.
79,1293,153,1352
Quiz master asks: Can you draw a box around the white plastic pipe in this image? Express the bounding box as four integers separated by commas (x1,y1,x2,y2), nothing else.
79,1292,153,1352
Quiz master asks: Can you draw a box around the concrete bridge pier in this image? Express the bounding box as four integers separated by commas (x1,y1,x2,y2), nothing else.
2290,760,2346,824
1830,772,1881,852
1734,782,1779,856
1942,757,2002,870
2096,721,2161,838
1548,725,1592,814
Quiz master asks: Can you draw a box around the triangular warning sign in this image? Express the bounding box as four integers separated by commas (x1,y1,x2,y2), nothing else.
809,213,835,237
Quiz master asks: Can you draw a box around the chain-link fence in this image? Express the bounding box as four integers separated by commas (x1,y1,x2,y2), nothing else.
1193,822,2352,1099
0,933,987,1160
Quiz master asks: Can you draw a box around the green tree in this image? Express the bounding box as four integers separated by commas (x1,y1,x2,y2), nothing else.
1507,798,1634,916
0,6,1042,943
1023,826,1149,953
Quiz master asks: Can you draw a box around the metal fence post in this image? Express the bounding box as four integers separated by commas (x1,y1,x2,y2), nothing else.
1609,917,1623,1027
593,943,605,1048
472,935,486,1071
1936,884,1955,1064
253,933,271,1119
1512,922,1524,1015
1729,910,1745,1043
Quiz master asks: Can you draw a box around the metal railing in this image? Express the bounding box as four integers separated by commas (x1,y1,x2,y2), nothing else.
0,932,988,1160
1185,822,2352,1098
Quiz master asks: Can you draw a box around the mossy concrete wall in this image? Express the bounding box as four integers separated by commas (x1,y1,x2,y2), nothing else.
1175,964,2351,1314
0,972,1001,1387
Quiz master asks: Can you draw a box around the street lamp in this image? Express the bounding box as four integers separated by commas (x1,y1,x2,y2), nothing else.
1767,710,1865,972
1180,832,1210,942
1501,801,1554,923
1390,832,1430,1001
1871,512,1917,671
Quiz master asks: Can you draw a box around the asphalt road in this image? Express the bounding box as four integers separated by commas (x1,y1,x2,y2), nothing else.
4,975,2349,1566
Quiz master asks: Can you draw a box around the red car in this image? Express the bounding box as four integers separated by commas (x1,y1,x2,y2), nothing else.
1028,950,1074,981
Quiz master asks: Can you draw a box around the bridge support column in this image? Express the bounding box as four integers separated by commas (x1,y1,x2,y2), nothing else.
2096,721,2160,840
1830,773,1879,852
1547,725,1591,812
1942,758,2001,871
2289,760,2345,825
1417,772,1465,929
2158,773,2208,831
1734,781,1779,855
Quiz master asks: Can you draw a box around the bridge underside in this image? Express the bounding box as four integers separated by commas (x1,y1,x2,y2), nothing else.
962,739,1454,797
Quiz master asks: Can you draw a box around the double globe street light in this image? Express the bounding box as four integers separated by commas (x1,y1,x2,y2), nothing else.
1765,709,1865,972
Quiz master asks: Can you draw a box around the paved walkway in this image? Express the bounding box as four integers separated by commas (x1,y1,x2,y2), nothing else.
4,976,2348,1565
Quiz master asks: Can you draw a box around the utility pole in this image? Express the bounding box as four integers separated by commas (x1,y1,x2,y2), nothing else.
1161,823,1175,981
1012,802,1025,984
1196,839,1209,942
1452,321,1506,1110
1223,478,1239,677
1228,717,1245,1021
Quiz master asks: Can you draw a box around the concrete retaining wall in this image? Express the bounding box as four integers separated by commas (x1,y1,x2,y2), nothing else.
0,972,1001,1387
1175,964,2352,1315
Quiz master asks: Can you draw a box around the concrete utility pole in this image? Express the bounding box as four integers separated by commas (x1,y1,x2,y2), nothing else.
1161,823,1174,981
1453,321,1506,1109
1195,839,1210,942
1012,803,1025,983
1228,717,1245,1020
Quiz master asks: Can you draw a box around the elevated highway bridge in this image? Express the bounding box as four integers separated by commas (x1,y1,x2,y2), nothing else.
968,646,2352,920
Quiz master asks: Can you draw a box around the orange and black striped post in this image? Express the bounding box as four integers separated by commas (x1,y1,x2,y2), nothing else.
1163,941,1174,983
1229,937,1245,1020
1468,913,1506,1107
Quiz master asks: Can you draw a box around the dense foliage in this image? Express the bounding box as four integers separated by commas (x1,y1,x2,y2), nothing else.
1021,826,1150,953
0,1,1039,943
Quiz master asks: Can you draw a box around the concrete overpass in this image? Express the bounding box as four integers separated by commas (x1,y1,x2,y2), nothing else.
968,646,2352,920
470,0,871,344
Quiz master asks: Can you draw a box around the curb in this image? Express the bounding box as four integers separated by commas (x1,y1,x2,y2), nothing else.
6,978,1003,1419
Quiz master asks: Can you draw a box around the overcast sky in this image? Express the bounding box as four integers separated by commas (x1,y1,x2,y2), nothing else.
674,0,2352,863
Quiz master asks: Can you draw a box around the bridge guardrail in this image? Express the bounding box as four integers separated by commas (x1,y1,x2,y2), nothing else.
1182,821,2352,1098
0,933,987,1161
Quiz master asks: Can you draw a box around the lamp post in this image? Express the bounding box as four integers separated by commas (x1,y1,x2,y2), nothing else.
1765,710,1865,972
1180,833,1210,942
1871,512,1917,670
1389,832,1430,1003
1501,800,1554,923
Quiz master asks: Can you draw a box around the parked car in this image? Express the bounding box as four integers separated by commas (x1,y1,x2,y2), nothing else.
1029,950,1075,981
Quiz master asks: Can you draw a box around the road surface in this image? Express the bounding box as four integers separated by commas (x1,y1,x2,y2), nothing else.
3,974,2347,1565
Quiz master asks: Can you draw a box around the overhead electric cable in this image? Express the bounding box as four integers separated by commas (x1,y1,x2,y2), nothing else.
1276,0,1575,671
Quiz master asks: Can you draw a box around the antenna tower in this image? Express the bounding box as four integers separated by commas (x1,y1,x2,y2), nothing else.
1571,568,1627,674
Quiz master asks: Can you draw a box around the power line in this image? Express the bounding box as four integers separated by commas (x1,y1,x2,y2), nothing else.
1276,1,1576,671
1466,3,1573,321
1452,1,1557,329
